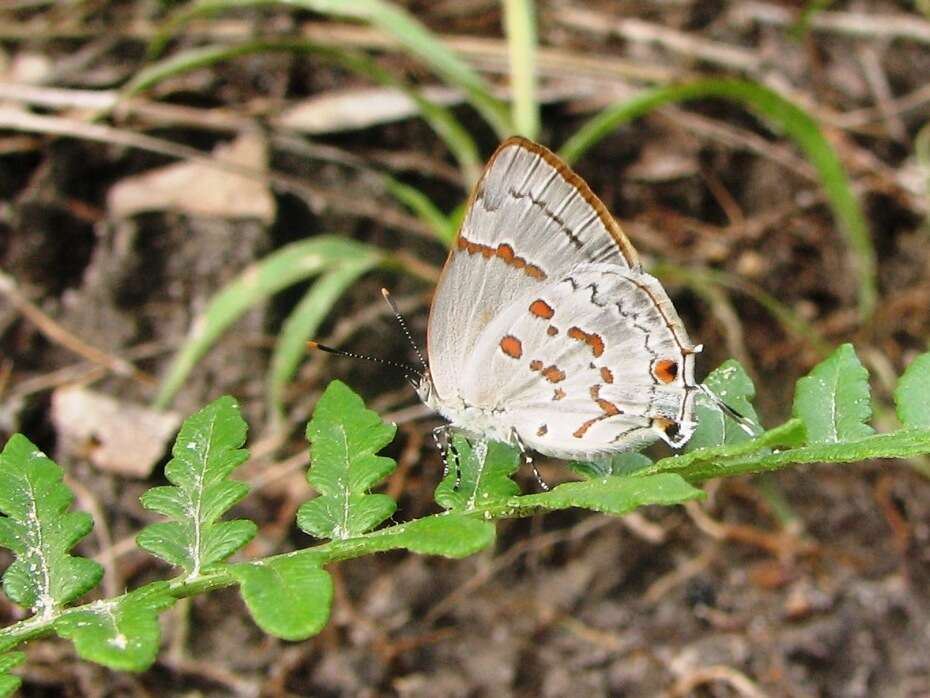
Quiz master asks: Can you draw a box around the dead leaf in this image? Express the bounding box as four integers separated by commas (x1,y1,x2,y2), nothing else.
274,85,461,134
107,131,275,222
51,386,182,479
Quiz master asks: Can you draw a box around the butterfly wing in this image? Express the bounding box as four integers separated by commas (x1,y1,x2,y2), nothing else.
428,137,641,401
459,264,698,460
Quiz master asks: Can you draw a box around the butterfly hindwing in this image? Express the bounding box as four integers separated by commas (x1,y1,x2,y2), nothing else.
459,264,697,459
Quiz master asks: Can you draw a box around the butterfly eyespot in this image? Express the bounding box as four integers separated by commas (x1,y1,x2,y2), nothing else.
499,335,523,359
654,359,679,384
653,418,681,440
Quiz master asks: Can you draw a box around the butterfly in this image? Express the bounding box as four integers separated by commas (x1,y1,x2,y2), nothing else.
416,136,702,463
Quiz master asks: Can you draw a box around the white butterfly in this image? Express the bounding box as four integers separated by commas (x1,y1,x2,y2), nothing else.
418,137,701,462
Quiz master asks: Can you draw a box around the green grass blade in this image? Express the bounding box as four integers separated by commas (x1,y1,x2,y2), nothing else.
653,262,831,356
128,39,481,185
383,176,457,246
502,0,539,139
154,237,377,409
154,0,512,138
560,79,876,319
268,256,380,421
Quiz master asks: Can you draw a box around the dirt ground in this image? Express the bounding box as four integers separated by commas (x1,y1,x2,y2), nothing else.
2,1,930,696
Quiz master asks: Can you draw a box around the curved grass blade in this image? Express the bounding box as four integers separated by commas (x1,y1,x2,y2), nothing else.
653,262,831,356
298,381,398,540
793,343,874,443
154,236,378,409
232,556,333,641
137,396,256,576
895,351,930,429
560,79,876,319
153,0,511,139
503,0,539,139
434,436,521,512
0,435,103,618
54,582,174,672
127,40,481,185
268,254,381,422
383,176,457,246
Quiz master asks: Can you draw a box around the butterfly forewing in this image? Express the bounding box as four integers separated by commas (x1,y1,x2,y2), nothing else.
428,137,641,401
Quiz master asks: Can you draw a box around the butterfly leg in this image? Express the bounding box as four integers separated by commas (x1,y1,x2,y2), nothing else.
432,424,462,490
510,429,549,492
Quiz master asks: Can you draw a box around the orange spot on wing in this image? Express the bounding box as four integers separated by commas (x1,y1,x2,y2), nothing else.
600,367,614,384
456,236,548,281
573,418,598,438
596,399,621,416
547,325,559,336
542,366,566,383
529,359,543,371
654,359,679,384
590,384,601,399
567,326,605,357
499,335,523,359
529,299,554,319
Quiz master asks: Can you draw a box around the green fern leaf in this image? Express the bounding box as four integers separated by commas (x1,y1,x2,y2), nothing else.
298,381,398,540
0,649,24,697
688,360,762,450
0,435,103,617
136,396,257,576
434,436,520,511
372,514,496,557
793,343,874,443
518,473,704,514
232,557,333,641
55,581,174,671
894,351,930,429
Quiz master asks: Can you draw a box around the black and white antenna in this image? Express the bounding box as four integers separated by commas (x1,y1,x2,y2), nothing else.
380,288,428,373
306,288,429,388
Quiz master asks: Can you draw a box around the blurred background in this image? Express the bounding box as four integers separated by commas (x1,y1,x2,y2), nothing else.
1,1,930,695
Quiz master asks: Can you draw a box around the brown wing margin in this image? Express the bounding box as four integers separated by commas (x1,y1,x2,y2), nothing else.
471,135,642,271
